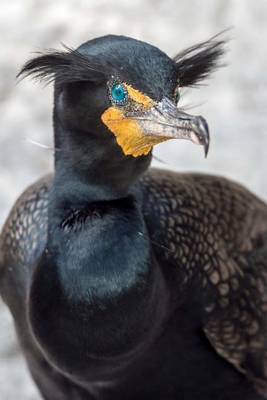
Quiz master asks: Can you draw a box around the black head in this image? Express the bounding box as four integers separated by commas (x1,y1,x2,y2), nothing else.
18,34,225,200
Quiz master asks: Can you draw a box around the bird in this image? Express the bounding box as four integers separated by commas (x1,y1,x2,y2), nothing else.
0,33,267,400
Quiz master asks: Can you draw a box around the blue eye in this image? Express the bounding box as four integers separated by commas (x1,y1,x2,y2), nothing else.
111,83,127,104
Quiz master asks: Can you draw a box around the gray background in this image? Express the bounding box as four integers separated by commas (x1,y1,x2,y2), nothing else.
0,0,267,398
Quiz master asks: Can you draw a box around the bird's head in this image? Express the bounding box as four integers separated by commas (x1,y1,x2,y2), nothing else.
18,34,225,198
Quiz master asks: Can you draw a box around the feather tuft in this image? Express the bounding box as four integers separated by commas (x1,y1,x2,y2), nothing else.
17,45,111,85
174,31,229,87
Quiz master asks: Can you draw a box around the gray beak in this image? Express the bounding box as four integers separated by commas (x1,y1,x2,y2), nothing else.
128,97,210,157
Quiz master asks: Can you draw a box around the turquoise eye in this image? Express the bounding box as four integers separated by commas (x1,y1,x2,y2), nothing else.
111,83,127,104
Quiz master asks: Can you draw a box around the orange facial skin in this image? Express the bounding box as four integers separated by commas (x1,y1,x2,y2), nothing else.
101,83,162,157
125,84,153,108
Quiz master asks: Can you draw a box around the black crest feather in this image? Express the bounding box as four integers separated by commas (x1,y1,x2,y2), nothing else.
174,32,227,87
17,45,110,85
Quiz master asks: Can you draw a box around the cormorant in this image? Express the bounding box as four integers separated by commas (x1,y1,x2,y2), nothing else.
1,34,267,400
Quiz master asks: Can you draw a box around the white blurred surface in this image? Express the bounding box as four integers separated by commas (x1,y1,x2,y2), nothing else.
0,0,267,398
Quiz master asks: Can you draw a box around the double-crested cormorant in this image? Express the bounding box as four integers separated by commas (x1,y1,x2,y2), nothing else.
1,34,267,400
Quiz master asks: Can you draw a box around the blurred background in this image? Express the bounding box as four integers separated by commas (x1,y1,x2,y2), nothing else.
0,0,266,398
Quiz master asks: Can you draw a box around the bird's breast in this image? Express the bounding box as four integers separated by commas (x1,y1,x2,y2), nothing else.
28,196,170,384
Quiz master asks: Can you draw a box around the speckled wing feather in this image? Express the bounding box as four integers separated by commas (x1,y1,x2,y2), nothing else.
140,169,267,397
0,176,51,285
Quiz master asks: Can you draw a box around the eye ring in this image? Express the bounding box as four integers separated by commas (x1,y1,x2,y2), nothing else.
174,87,180,104
110,83,128,105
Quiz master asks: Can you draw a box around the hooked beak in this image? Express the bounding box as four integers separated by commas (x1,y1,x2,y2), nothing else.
127,97,210,157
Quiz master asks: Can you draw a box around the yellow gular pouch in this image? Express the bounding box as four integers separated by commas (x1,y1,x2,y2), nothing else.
101,83,166,157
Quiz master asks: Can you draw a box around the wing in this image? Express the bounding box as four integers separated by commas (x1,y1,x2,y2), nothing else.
139,168,267,397
0,175,51,304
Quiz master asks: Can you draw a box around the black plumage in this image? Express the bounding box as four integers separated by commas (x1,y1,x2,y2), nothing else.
1,34,267,400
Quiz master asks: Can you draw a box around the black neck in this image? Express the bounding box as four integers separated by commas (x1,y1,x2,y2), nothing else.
52,116,152,204
29,123,169,383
